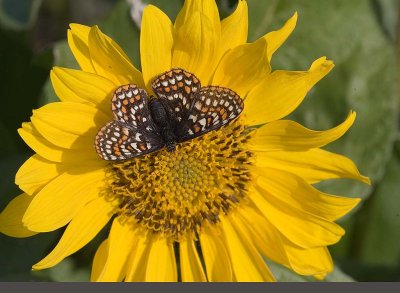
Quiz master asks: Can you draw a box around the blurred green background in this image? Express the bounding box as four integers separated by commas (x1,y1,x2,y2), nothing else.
0,0,399,281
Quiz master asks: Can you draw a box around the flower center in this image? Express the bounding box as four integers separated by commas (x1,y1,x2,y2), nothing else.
107,121,253,240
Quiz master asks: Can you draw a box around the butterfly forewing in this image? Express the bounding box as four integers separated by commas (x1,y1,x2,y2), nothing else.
177,86,244,141
95,84,164,161
151,68,201,126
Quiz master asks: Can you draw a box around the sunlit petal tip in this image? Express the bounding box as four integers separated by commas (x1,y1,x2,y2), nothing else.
88,24,145,88
141,4,173,89
32,197,113,270
0,193,38,238
263,11,298,61
69,23,91,31
220,0,249,53
310,56,335,72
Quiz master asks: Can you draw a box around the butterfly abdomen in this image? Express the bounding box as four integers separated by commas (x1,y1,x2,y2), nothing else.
149,99,176,152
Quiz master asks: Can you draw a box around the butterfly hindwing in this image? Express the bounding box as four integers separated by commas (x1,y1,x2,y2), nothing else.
151,68,201,126
177,86,244,141
95,121,164,161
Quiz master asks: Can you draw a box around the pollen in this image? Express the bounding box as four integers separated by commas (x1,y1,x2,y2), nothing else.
107,121,254,240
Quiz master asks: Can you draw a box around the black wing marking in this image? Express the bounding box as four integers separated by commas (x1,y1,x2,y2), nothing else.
94,121,164,161
176,86,244,141
151,68,201,126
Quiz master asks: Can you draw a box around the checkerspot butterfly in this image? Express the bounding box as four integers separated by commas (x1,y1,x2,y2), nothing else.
95,68,244,161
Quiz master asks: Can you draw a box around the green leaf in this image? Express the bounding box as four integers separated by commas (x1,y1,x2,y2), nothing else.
371,0,399,42
352,144,400,267
248,0,397,200
0,0,42,30
246,0,398,265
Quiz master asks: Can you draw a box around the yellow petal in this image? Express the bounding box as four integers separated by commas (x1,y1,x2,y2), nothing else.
199,225,233,281
18,123,101,164
124,234,149,282
256,169,361,222
23,168,106,232
255,148,370,184
280,238,333,276
262,12,298,61
180,235,207,282
68,24,95,73
250,187,345,248
172,11,220,85
175,0,220,33
145,236,177,282
141,5,173,89
31,102,108,149
249,111,356,152
235,206,289,268
51,67,116,113
212,37,270,97
220,0,248,54
243,57,335,125
237,205,334,276
91,239,109,281
0,193,37,238
88,26,145,88
220,216,276,282
96,218,136,282
33,196,114,270
15,155,61,195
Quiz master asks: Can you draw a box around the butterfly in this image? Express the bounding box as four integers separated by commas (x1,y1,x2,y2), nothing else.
94,68,244,161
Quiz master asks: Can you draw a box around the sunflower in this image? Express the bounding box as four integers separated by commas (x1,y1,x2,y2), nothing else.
0,0,369,282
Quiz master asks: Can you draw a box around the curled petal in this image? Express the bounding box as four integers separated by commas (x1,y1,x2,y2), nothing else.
255,148,370,184
262,12,298,61
243,57,334,125
249,111,356,152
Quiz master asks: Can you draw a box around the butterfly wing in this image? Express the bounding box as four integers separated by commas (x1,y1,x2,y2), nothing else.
95,84,164,161
111,84,158,132
151,68,201,126
176,86,244,141
95,121,163,160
